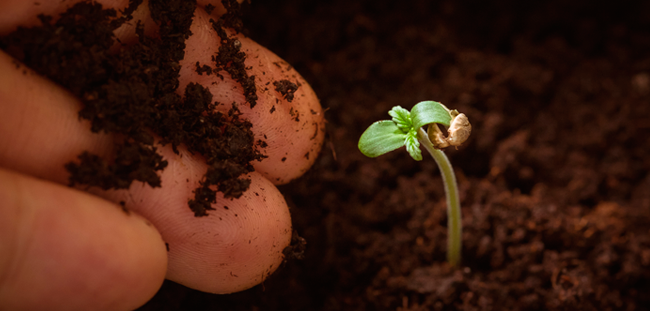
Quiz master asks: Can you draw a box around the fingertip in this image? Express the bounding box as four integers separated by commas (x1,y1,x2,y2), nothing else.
164,172,292,293
99,148,293,293
0,168,167,311
179,7,326,185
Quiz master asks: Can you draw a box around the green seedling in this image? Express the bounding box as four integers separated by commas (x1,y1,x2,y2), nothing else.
358,101,471,266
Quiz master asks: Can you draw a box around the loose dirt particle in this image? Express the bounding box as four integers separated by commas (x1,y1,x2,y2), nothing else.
273,79,299,102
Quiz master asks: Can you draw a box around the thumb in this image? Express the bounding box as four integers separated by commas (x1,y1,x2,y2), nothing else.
0,168,167,311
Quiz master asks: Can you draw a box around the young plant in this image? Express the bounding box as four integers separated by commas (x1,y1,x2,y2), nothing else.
358,101,471,266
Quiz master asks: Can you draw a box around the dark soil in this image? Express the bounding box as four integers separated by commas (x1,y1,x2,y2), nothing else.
138,0,650,310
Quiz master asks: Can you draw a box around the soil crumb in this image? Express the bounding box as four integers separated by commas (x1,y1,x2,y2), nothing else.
273,79,300,102
282,230,307,261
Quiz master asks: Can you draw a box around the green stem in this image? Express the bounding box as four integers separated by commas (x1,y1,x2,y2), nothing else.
417,128,462,266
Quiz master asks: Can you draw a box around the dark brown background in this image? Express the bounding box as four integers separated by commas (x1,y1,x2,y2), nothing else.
140,0,650,310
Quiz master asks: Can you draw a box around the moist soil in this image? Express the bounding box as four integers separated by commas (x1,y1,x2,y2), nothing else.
141,0,650,310
4,0,650,310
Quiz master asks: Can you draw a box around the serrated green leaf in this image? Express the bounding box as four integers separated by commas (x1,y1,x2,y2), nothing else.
404,128,422,161
410,101,452,129
387,106,412,132
358,120,407,157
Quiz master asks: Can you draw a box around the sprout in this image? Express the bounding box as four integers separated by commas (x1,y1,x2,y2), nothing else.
358,101,471,266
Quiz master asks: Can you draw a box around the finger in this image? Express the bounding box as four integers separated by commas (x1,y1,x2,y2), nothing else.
164,172,292,294
179,5,326,185
0,50,113,185
91,146,292,293
0,168,167,311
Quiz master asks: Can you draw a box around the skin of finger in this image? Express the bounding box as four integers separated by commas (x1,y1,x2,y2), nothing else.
90,145,293,294
178,7,326,185
0,50,113,185
111,0,159,48
0,168,167,311
0,0,295,293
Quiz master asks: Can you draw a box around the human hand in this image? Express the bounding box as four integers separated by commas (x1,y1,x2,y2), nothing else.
0,1,325,310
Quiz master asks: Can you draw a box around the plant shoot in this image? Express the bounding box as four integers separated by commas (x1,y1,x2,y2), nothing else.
358,101,471,266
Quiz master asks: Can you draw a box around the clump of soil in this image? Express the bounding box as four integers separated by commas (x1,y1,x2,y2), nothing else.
0,0,261,216
274,79,300,102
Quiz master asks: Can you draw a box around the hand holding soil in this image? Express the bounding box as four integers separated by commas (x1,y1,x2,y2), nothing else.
0,0,325,310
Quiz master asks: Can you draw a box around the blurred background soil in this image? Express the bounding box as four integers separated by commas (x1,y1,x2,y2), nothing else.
139,0,650,310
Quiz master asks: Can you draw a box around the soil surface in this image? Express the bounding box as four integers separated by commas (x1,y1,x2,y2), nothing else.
138,0,650,310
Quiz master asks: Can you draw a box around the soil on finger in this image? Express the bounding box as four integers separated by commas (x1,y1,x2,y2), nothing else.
0,0,263,217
